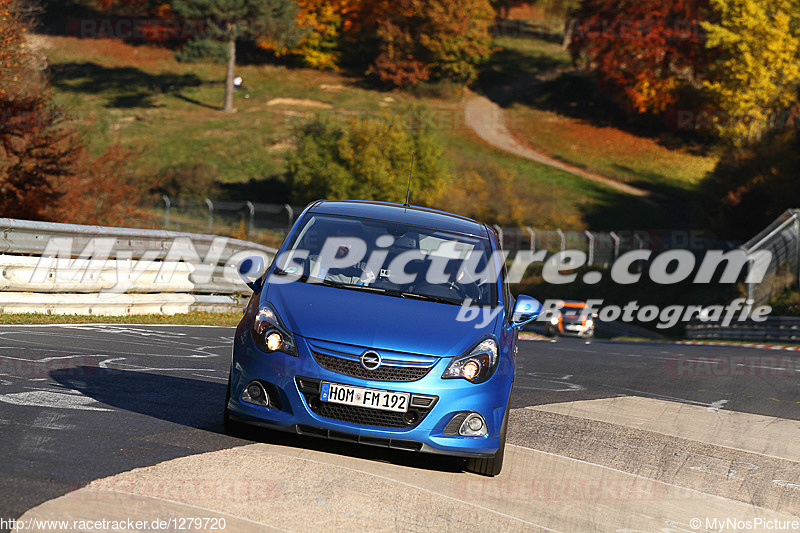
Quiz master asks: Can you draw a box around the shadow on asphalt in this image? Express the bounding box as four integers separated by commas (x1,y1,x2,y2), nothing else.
51,367,467,476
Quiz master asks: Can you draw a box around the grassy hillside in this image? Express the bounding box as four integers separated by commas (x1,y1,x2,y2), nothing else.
481,37,719,199
38,33,706,231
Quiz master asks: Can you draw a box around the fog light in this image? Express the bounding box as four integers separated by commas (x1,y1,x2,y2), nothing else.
459,413,487,437
403,410,419,426
241,381,269,407
266,332,282,352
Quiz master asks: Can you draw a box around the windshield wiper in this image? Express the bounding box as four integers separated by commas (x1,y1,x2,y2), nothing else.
349,285,462,306
393,291,462,305
288,276,463,305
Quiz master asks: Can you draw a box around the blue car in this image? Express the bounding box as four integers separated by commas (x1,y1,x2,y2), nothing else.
225,200,541,476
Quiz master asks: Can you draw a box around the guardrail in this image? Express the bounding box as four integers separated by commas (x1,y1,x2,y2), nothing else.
0,218,277,316
740,209,800,306
685,316,800,343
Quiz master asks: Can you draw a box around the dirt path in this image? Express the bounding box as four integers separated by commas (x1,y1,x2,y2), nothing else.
464,90,652,198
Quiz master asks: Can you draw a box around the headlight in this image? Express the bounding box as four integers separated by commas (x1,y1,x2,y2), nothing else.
585,319,594,328
251,302,297,356
550,316,559,325
442,337,498,384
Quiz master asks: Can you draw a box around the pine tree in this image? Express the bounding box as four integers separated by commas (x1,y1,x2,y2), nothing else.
171,0,301,112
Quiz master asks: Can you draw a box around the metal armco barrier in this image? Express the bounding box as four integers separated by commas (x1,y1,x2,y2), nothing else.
740,209,800,307
686,317,800,343
0,218,276,316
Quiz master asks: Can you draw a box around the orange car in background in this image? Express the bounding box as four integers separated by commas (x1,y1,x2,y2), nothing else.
544,300,596,338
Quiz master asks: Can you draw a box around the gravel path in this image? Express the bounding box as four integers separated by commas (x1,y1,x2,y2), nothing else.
464,69,652,198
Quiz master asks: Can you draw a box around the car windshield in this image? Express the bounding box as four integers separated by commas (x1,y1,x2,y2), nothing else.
560,305,584,317
275,214,498,306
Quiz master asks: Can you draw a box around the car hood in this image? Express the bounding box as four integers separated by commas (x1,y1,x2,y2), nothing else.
264,281,497,357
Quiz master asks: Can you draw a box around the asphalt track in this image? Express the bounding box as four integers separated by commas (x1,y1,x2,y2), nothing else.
1,325,799,531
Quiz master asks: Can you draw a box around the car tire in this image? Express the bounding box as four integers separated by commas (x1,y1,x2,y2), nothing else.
466,405,509,477
545,325,557,337
223,372,246,434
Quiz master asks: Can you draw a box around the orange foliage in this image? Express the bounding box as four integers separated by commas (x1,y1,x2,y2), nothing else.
46,144,152,226
364,0,493,86
569,0,712,114
0,0,150,225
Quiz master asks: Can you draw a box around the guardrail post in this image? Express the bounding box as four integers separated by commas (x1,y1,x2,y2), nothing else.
246,201,255,239
609,231,620,260
204,198,214,234
284,204,294,231
556,229,565,252
162,195,171,230
526,226,536,251
584,230,594,266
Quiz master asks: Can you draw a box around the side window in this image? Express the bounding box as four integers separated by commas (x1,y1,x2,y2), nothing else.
502,261,513,322
493,231,513,321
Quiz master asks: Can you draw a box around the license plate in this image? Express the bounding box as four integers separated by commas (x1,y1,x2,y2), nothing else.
320,382,409,413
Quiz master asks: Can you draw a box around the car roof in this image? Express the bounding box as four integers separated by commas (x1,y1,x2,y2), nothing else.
307,200,489,237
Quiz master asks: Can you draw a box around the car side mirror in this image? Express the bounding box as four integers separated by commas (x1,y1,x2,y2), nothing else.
238,256,265,291
512,295,542,329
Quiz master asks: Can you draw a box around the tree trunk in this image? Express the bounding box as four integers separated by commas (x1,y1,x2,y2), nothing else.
224,30,236,113
562,19,575,51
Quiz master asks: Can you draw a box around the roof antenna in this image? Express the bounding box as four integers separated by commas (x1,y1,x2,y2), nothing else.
404,151,415,208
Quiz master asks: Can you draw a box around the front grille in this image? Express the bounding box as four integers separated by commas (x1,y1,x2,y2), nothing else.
443,413,468,435
296,377,437,429
312,351,433,382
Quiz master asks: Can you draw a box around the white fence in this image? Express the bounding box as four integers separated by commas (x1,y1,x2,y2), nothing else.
0,218,276,316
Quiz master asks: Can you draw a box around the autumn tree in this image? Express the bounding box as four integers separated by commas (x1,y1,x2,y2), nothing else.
702,0,800,145
1,0,151,224
259,0,352,70
171,0,301,112
0,0,81,218
46,144,153,226
698,132,800,239
366,0,494,87
287,107,451,204
569,0,713,114
437,163,569,227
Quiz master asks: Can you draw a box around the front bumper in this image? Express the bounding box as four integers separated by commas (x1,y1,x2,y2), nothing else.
561,321,595,337
227,332,512,458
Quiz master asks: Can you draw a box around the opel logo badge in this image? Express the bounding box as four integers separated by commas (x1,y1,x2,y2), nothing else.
360,350,382,371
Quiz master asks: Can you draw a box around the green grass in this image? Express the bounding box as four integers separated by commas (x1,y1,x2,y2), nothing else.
487,37,719,199
45,36,405,184
0,311,240,326
436,121,661,229
507,105,718,196
476,36,571,97
38,33,702,231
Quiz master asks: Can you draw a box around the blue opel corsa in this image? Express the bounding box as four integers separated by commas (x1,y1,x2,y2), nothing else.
225,200,541,476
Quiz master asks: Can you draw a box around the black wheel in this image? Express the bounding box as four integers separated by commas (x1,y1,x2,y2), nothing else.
545,325,557,337
466,405,509,477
